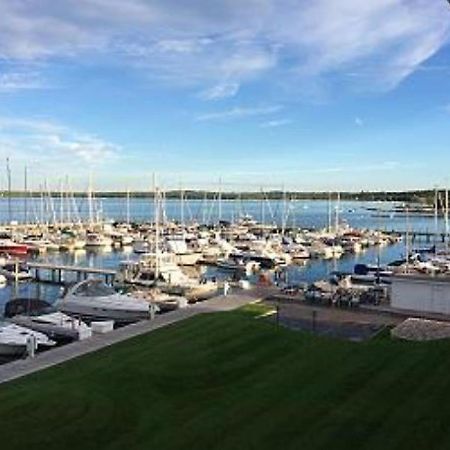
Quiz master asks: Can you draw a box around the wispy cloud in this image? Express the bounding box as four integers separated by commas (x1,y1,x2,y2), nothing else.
0,117,119,166
354,117,364,127
196,105,282,121
0,71,47,92
199,82,240,100
0,1,446,96
260,118,292,128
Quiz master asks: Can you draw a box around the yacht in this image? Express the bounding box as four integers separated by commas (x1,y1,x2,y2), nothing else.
11,312,92,342
216,256,260,274
166,237,202,266
0,239,29,256
0,324,56,357
85,233,113,248
56,279,151,322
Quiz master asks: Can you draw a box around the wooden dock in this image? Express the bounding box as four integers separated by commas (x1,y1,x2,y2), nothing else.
27,262,117,284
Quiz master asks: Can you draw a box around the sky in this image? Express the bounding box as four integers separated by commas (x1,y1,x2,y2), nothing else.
0,0,450,192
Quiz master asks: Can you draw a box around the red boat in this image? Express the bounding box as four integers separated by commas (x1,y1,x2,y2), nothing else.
0,240,29,256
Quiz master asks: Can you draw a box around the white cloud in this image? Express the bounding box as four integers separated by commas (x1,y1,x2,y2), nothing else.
0,0,447,94
196,105,282,121
0,71,46,92
354,117,364,127
199,82,240,100
260,119,292,128
0,117,119,166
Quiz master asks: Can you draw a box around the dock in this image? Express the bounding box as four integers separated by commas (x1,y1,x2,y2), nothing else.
27,262,117,284
386,229,448,243
0,289,270,385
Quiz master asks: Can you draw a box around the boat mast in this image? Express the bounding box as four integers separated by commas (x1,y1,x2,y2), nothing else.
24,165,28,226
260,186,265,226
327,191,332,232
126,187,130,225
434,186,438,255
6,157,12,224
180,180,184,227
446,186,449,252
335,192,340,235
59,178,64,227
218,177,222,225
405,205,410,273
88,174,94,228
153,174,160,280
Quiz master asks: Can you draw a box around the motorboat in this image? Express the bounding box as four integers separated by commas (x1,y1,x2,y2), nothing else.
216,256,260,275
0,324,56,357
85,233,113,248
0,239,28,256
11,312,92,342
133,239,150,254
56,279,151,322
166,237,202,266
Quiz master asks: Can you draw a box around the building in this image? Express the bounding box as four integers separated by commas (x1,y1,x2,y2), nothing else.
391,274,450,315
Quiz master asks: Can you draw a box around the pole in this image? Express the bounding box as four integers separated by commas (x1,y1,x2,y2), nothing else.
446,187,449,252
6,157,12,224
24,165,28,225
218,177,222,224
434,187,438,255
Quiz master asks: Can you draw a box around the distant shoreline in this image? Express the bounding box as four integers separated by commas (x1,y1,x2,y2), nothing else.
0,190,440,204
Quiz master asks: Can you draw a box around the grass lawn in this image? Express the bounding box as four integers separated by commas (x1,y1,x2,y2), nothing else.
2,304,450,450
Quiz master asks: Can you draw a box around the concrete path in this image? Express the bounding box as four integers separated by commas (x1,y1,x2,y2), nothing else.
0,290,264,385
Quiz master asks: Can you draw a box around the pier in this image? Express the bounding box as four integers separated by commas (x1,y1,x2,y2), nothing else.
27,262,117,284
0,289,268,385
386,230,449,243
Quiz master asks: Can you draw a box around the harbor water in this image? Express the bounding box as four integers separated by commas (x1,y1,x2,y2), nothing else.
0,197,444,317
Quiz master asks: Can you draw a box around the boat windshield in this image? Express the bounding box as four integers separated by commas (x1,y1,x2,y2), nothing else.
74,280,116,297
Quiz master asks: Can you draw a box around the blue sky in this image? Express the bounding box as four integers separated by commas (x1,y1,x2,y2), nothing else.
0,0,450,191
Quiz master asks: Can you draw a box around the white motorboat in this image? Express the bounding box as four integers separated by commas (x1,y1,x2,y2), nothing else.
133,239,150,254
56,279,151,322
0,324,56,357
11,312,92,342
216,257,259,275
85,233,113,248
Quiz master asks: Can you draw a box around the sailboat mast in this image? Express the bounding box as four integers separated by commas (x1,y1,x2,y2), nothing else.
126,188,130,225
180,181,184,227
24,165,28,225
327,191,331,232
6,157,12,224
335,192,340,235
88,174,94,227
434,187,438,255
218,177,222,224
445,187,449,252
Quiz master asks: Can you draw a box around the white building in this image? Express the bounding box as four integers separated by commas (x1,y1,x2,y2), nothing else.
391,274,450,315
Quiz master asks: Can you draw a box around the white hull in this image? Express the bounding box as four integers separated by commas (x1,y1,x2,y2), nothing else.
58,302,149,322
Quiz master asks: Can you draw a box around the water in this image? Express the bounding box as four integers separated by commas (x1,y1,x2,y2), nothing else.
0,197,445,233
0,197,443,317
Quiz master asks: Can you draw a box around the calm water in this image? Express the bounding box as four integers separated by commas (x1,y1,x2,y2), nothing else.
0,197,442,316
0,196,445,233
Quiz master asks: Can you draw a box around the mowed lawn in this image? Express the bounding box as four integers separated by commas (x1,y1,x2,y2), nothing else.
2,304,450,450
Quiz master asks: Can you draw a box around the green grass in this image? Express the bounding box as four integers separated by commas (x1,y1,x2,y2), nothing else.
2,304,450,450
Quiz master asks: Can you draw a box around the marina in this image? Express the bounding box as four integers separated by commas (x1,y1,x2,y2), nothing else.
0,190,449,364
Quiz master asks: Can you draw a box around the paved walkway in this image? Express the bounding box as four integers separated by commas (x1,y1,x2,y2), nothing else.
0,290,264,385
